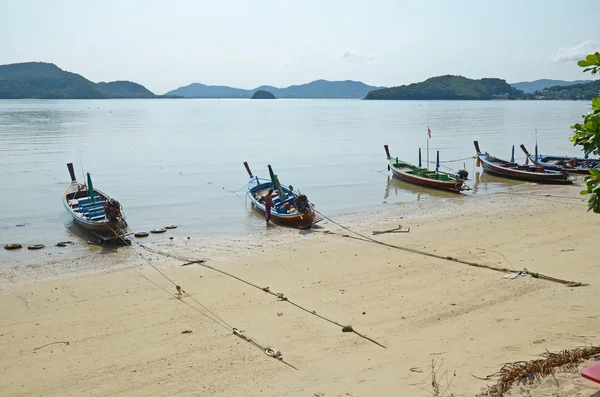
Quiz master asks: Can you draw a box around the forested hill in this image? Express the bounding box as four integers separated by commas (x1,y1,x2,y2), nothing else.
364,75,523,100
96,81,156,98
0,62,172,99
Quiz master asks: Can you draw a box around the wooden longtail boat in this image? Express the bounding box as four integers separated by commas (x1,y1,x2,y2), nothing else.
62,163,132,241
384,144,469,193
520,144,600,175
474,141,573,184
243,162,322,229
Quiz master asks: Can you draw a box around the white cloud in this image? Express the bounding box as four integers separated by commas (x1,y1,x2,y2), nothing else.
340,49,376,64
552,40,600,63
341,50,358,59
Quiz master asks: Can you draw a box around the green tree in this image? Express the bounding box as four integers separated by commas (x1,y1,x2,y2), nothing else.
571,52,600,213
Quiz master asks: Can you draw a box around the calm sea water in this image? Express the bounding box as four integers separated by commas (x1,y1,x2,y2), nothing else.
0,99,591,262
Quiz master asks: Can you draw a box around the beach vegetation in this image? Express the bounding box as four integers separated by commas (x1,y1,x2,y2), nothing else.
570,52,600,213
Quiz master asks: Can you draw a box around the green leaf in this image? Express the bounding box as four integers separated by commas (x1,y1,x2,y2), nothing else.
581,189,590,195
586,53,600,63
578,60,592,67
590,169,600,177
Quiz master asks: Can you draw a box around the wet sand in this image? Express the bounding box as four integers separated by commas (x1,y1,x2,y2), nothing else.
1,183,599,397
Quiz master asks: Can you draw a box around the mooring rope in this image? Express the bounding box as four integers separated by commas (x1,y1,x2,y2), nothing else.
313,211,587,288
138,244,387,349
108,226,297,369
424,155,477,164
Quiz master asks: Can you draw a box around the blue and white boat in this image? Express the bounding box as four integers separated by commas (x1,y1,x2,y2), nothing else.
520,144,600,175
62,163,132,241
243,162,322,229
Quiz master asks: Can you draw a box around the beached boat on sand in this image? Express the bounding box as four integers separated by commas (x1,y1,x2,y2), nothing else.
520,144,599,175
243,162,322,229
474,141,573,184
384,144,469,193
63,163,132,242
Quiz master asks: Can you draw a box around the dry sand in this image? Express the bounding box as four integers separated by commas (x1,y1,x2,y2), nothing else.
1,184,600,397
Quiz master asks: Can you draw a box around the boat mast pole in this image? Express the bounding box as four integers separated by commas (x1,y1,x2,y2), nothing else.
79,151,85,186
426,132,430,171
535,127,539,161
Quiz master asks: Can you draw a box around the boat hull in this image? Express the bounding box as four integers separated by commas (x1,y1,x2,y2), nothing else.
246,177,322,229
69,214,131,241
250,201,321,229
388,157,463,193
475,142,572,184
519,145,598,175
389,165,463,193
535,156,597,175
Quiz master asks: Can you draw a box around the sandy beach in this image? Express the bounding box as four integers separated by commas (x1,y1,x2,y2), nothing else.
1,183,600,397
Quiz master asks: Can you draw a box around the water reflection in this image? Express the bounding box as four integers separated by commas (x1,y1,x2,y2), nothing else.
471,171,530,194
383,175,462,202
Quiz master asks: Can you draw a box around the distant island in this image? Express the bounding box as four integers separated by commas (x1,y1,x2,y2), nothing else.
0,62,178,99
523,80,600,100
1,61,598,101
250,90,276,99
510,79,592,94
166,79,381,99
365,75,599,101
364,75,523,100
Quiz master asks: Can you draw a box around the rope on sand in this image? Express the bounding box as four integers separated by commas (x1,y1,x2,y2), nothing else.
108,227,297,370
139,244,387,349
33,341,70,351
314,211,587,288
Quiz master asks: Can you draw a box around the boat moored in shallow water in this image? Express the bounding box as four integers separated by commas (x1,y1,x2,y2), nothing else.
62,163,132,242
474,141,573,184
385,144,469,193
244,162,322,229
520,144,600,175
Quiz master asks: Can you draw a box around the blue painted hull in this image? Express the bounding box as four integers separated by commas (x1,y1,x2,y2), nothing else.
534,155,599,175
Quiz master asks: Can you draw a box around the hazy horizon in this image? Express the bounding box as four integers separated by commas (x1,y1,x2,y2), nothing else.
2,0,599,94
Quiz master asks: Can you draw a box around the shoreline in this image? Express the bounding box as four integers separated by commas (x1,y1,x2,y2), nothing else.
0,180,545,281
0,181,590,283
1,183,600,396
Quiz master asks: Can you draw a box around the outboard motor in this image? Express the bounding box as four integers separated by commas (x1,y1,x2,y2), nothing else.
457,169,469,181
104,198,123,222
294,194,311,214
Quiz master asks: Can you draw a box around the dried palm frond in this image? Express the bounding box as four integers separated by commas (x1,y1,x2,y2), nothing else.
478,346,600,397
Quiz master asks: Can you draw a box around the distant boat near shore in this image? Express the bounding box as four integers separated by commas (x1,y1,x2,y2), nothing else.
474,141,573,184
520,144,600,175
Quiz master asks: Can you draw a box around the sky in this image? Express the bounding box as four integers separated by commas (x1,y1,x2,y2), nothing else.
1,0,599,94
